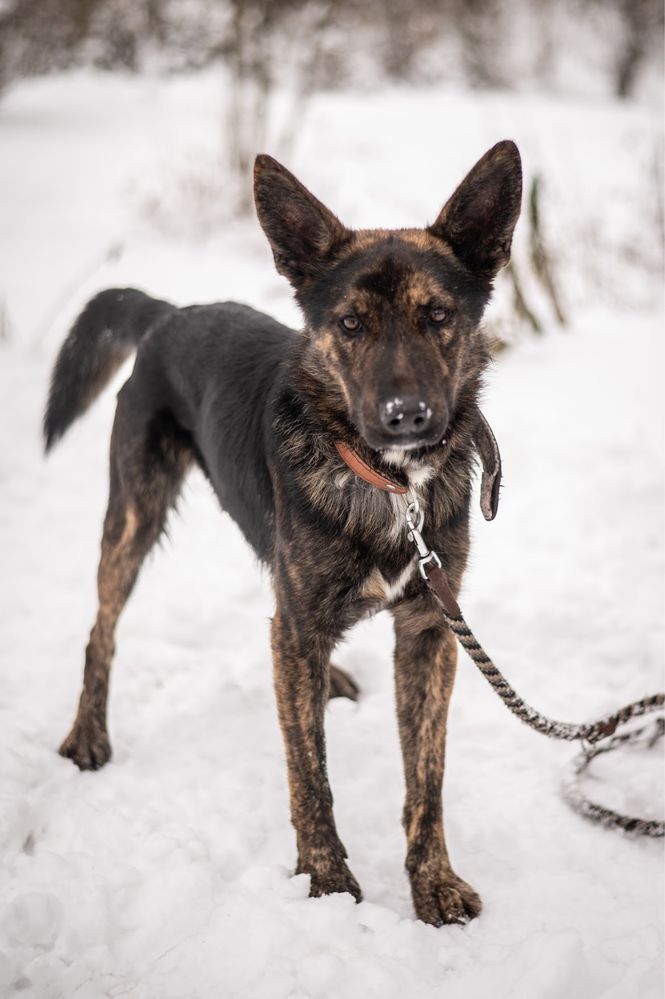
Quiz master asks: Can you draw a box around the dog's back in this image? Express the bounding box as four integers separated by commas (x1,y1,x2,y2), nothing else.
45,289,298,560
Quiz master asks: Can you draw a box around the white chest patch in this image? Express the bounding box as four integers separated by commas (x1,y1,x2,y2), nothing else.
380,558,418,602
363,455,434,602
363,556,418,606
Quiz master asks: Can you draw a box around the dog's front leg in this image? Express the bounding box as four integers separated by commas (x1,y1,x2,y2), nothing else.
393,592,481,926
271,599,361,902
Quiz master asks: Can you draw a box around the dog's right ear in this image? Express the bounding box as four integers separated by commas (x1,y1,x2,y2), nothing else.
254,155,349,289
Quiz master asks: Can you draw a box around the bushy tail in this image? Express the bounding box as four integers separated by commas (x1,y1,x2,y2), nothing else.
43,288,173,452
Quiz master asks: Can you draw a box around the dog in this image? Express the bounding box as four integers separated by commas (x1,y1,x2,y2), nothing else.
44,140,522,926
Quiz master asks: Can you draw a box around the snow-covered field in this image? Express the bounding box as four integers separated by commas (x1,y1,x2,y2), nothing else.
0,71,663,999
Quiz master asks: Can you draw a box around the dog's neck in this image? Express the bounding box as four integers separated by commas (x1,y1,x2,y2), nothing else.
334,405,501,521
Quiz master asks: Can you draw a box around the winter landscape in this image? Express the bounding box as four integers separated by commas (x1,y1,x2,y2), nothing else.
0,3,663,997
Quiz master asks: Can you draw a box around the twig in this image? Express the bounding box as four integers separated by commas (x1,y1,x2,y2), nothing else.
529,174,566,326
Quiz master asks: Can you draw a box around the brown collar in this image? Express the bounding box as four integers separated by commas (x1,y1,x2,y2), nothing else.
334,441,408,494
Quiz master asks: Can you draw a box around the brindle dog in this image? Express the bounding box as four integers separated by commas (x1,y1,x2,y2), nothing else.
45,140,522,926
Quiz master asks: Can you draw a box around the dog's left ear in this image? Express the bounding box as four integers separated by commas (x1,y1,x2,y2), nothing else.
254,154,349,289
429,140,522,280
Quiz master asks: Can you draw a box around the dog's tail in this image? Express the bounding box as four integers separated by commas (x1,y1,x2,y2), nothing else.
43,288,173,452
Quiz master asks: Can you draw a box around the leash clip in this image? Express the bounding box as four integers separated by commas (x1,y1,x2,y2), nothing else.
404,495,442,579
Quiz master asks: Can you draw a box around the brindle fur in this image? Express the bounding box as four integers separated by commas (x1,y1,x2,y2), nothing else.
44,141,522,926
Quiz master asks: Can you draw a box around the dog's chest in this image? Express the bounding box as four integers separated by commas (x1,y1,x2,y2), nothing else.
334,454,435,533
361,556,418,607
352,455,435,607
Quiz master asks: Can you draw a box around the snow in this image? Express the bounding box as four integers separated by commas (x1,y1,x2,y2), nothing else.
0,70,663,999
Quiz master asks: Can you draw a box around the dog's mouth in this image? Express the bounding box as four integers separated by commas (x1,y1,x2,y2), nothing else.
380,438,447,466
359,423,449,454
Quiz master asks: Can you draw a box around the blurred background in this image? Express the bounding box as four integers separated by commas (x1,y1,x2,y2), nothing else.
0,0,663,344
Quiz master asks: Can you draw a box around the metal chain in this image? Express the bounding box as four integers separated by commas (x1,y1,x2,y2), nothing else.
402,494,665,838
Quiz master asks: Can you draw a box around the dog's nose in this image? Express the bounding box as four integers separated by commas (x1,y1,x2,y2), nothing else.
379,394,433,437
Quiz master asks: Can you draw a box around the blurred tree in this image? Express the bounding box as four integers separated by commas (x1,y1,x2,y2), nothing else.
224,0,336,212
613,0,663,98
1,0,662,98
0,0,154,88
454,0,508,90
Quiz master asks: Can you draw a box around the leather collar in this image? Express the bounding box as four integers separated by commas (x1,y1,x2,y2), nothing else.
334,440,408,494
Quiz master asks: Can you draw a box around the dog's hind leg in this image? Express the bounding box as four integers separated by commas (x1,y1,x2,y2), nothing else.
328,664,359,701
59,386,192,770
393,592,481,926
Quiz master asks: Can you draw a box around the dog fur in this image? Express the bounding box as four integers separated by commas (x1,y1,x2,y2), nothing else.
44,140,522,926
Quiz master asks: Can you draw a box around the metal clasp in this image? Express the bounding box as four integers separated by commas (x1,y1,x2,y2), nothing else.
403,494,442,578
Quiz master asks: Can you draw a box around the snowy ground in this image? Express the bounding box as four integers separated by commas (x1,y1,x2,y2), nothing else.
0,71,663,999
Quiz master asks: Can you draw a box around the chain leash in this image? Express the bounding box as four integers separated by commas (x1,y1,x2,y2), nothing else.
402,493,665,838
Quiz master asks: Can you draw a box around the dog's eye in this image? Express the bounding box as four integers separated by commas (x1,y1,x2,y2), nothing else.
340,315,362,335
429,306,451,325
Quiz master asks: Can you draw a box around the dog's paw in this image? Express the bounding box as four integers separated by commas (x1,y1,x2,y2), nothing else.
410,868,481,927
308,864,362,902
59,717,112,771
298,852,362,902
328,664,360,701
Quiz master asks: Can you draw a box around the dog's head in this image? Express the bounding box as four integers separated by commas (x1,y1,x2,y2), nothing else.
254,142,521,452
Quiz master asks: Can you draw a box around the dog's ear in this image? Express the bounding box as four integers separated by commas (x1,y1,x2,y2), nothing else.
429,140,522,280
254,155,349,288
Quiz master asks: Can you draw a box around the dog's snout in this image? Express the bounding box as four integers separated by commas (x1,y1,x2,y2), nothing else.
379,394,433,437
